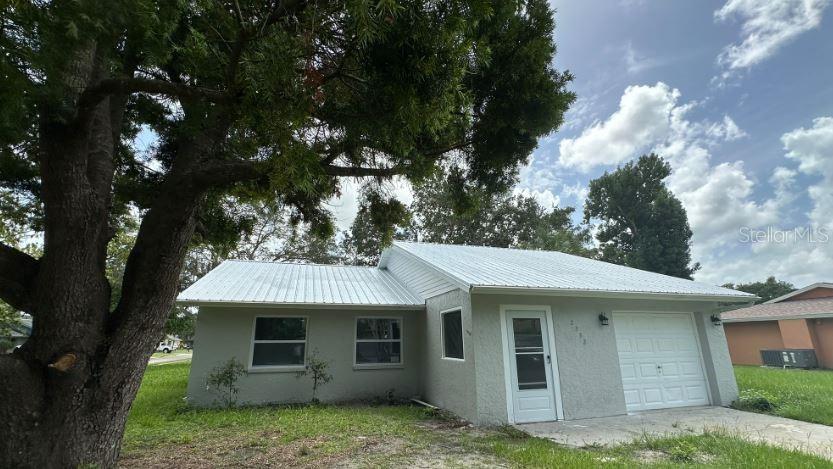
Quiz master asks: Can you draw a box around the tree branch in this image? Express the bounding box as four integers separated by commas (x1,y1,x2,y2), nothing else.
324,165,404,178
189,160,267,188
79,78,231,110
0,243,39,313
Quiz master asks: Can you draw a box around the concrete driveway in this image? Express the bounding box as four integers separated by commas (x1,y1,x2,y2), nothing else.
519,406,833,460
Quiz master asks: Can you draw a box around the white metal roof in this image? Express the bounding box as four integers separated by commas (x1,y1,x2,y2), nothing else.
177,260,423,308
383,241,755,301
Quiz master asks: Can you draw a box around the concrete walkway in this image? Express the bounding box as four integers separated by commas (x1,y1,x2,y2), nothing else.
148,351,192,365
519,406,833,460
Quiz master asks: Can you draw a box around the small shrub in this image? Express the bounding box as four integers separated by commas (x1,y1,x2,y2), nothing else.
668,441,697,462
733,389,779,412
296,349,332,404
206,357,247,408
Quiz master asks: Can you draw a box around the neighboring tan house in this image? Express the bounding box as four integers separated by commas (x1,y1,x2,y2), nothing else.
178,241,753,425
1,317,32,353
723,283,833,369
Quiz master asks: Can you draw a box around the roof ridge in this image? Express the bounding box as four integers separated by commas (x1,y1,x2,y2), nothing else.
222,259,378,269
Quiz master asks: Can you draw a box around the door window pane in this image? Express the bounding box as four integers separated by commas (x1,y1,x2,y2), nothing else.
442,310,464,359
513,318,543,350
516,354,547,390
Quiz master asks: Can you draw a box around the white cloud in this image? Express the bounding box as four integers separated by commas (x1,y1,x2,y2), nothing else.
623,42,663,75
782,116,833,229
714,0,830,81
558,83,679,172
696,117,833,286
513,188,561,210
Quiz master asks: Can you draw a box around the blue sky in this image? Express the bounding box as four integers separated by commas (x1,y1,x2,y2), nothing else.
506,0,833,286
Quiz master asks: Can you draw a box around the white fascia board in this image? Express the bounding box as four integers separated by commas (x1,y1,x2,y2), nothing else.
470,285,756,303
174,300,425,310
722,312,833,323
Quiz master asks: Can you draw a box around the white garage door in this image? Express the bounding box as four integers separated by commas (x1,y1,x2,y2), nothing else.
613,312,710,412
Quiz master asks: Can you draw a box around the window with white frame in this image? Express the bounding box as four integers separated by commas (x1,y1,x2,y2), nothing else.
355,318,402,365
251,317,307,368
442,309,464,359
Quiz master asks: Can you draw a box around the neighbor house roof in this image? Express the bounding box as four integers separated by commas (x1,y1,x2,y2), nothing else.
380,241,755,302
764,282,833,304
722,297,833,322
177,260,423,309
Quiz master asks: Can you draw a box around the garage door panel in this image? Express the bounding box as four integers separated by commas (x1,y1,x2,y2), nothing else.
638,362,660,378
623,389,641,406
643,388,663,405
617,338,634,353
656,338,675,352
679,361,702,377
685,384,708,402
635,338,653,353
663,385,684,403
658,362,680,377
614,312,710,412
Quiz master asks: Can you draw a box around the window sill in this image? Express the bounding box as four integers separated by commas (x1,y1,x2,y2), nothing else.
353,364,404,371
441,357,465,362
248,366,305,373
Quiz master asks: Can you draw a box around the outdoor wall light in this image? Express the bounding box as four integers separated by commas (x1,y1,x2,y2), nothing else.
710,314,722,326
598,313,609,326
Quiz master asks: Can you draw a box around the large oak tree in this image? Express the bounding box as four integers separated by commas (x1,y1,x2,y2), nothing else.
0,0,573,466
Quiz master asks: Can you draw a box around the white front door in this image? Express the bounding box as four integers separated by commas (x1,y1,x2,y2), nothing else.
505,310,557,423
614,312,710,412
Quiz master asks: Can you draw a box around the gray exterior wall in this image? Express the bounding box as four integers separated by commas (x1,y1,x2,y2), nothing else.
693,310,739,406
419,289,478,422
186,306,423,407
469,294,739,423
186,293,739,424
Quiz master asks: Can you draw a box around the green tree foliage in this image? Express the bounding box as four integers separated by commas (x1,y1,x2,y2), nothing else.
341,193,412,265
584,154,699,279
402,172,590,254
722,277,796,304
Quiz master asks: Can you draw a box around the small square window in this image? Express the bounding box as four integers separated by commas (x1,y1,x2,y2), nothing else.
442,310,464,360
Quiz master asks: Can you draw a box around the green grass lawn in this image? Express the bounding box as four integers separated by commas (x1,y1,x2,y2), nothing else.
734,365,833,426
150,349,192,359
121,363,832,467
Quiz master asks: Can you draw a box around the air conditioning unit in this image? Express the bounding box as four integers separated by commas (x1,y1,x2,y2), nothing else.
760,349,818,369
